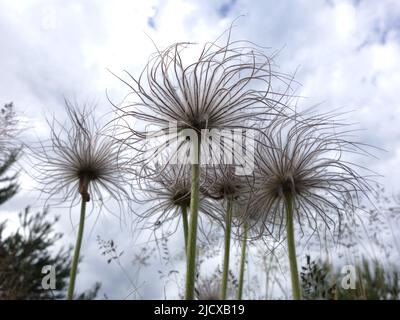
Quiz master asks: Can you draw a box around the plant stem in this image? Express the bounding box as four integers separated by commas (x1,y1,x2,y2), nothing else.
181,206,189,253
67,177,89,300
237,222,248,300
221,198,233,300
185,134,201,300
284,192,301,300
67,196,87,300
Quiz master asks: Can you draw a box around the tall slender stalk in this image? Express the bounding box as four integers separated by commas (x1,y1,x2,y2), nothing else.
237,222,248,300
185,135,201,300
284,193,301,300
67,176,90,300
181,206,189,253
221,198,233,299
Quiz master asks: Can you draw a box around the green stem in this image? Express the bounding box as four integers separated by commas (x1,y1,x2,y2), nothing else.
67,177,89,300
67,198,87,300
285,193,301,300
185,135,201,300
237,222,248,300
221,198,233,300
181,206,189,253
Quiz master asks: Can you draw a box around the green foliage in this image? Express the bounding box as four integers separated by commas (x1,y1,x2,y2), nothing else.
337,258,400,300
0,103,17,140
301,255,336,300
300,255,400,300
0,207,100,299
0,102,19,205
0,151,19,205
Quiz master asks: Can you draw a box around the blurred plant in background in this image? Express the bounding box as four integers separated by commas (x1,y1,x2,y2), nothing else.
300,255,400,300
0,207,101,300
0,103,20,205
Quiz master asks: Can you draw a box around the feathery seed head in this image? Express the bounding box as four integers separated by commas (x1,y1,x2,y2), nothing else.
134,163,222,230
113,31,293,171
245,112,376,239
30,100,130,207
195,269,236,300
202,165,247,201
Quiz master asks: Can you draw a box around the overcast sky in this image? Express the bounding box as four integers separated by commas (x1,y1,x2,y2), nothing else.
1,0,400,299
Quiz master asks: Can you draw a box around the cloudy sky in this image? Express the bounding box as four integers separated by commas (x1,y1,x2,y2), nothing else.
1,0,400,299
